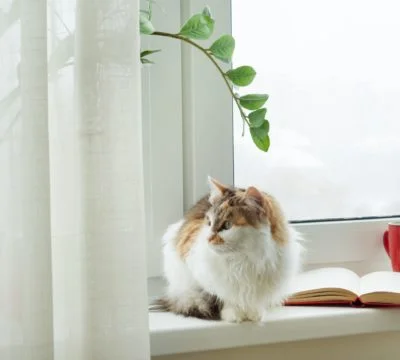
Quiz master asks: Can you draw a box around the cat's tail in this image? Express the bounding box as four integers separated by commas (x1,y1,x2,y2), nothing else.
148,297,170,313
149,294,222,320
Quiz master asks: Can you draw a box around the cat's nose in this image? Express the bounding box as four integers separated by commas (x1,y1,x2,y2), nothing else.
208,233,224,245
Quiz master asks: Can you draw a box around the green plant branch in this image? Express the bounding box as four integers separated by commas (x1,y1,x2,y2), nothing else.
141,6,270,152
152,31,250,133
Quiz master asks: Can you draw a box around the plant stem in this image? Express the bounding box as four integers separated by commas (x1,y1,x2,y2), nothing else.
151,31,250,133
147,0,153,20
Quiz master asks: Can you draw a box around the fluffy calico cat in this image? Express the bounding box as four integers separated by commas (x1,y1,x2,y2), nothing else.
154,177,302,322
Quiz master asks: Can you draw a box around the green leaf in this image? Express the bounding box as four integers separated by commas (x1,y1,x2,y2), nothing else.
140,49,161,58
248,108,267,128
179,13,215,40
226,66,256,86
209,35,235,63
239,94,269,110
141,58,154,64
140,12,155,34
140,50,160,64
250,120,270,152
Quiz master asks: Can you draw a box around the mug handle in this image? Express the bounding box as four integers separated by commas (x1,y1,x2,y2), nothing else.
383,230,390,256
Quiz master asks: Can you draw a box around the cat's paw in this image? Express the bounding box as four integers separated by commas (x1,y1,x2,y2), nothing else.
245,309,262,322
220,306,246,323
220,306,262,323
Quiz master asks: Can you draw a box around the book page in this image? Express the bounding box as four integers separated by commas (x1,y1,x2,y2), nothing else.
289,267,361,296
360,271,400,296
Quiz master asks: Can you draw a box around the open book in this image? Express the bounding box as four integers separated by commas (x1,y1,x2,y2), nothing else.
286,268,400,306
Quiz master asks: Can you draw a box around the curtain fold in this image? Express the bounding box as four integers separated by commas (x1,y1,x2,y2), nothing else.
0,0,150,359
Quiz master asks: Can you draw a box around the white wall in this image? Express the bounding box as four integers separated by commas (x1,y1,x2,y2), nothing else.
154,332,399,360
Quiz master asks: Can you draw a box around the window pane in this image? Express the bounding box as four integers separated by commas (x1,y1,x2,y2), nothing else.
232,0,400,221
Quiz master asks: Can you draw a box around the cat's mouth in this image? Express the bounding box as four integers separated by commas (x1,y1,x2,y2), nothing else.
208,239,236,254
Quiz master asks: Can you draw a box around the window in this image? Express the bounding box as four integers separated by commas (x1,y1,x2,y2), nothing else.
143,0,399,278
232,0,400,221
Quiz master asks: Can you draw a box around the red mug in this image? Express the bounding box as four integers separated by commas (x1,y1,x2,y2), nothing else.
383,222,400,272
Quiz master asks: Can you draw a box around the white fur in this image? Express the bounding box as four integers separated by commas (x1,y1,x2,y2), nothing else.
162,217,303,323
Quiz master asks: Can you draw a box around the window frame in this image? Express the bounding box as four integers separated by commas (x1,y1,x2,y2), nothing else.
142,0,234,277
141,0,185,277
142,0,397,278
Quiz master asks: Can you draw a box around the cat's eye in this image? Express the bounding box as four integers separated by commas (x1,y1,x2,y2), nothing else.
222,221,232,230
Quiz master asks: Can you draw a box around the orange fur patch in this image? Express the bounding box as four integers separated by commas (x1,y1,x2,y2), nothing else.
234,215,248,226
261,193,288,245
220,200,230,210
177,219,204,258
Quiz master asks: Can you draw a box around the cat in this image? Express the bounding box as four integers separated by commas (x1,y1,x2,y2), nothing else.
153,177,303,322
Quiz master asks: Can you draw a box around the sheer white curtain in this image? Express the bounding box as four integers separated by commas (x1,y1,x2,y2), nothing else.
0,0,150,359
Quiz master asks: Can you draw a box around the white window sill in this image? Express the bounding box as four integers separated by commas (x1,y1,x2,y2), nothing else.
149,306,400,356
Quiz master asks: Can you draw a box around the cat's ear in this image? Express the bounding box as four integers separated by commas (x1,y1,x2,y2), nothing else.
245,186,264,206
208,176,228,204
